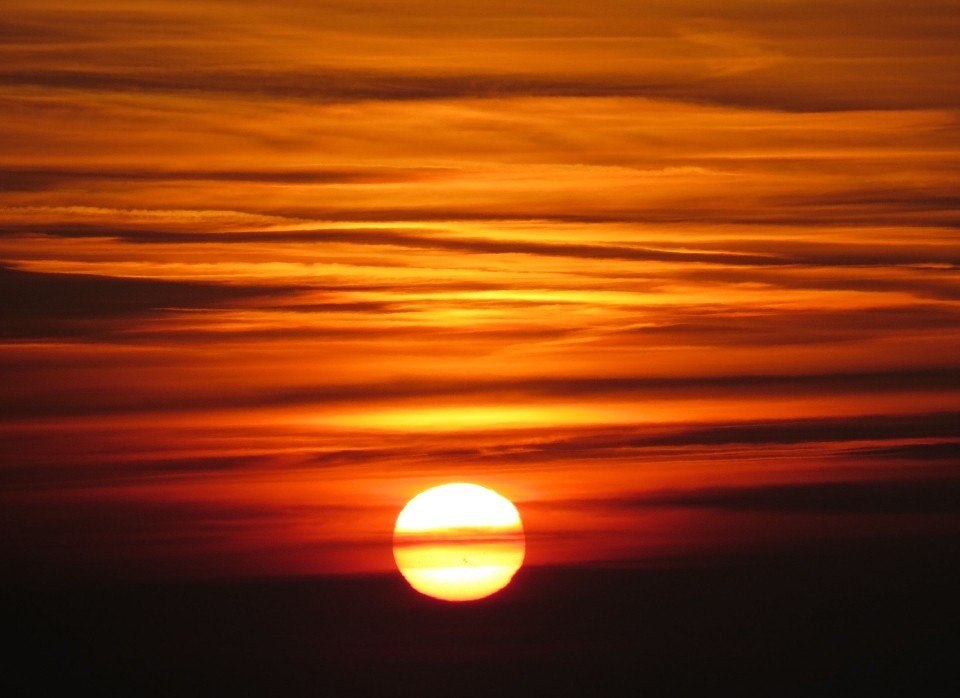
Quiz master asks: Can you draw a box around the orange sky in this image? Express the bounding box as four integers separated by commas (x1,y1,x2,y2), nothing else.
1,0,959,582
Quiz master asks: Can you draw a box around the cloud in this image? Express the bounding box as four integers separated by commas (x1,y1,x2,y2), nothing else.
2,65,958,112
2,1,958,112
0,493,390,580
619,305,960,346
0,264,304,339
850,441,960,461
0,167,445,193
500,411,960,459
3,359,960,420
6,224,960,271
0,453,273,491
623,477,960,515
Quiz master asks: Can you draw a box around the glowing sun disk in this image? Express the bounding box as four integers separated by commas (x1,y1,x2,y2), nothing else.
393,483,525,602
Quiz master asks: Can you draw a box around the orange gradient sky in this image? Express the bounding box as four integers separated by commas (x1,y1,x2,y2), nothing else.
1,0,959,582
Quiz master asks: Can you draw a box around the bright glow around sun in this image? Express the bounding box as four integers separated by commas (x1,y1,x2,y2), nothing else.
393,483,525,602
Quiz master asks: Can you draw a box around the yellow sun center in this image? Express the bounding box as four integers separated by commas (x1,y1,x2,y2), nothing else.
393,483,525,602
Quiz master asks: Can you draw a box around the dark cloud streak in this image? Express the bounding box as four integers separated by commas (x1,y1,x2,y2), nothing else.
5,225,960,270
2,65,959,112
622,478,960,515
4,368,960,419
0,264,306,338
0,167,445,192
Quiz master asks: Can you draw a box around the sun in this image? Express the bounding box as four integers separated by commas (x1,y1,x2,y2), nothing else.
393,483,525,602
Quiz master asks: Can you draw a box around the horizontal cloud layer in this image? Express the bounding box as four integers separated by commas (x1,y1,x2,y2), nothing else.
1,0,958,580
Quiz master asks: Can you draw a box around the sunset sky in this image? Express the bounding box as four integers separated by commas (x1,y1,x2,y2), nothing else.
2,0,959,584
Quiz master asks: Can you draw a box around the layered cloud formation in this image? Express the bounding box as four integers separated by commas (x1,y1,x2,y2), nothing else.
1,0,959,580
